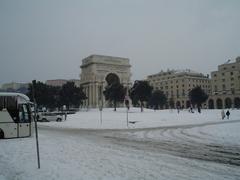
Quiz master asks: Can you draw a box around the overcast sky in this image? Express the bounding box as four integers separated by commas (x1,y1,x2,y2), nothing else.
0,0,240,85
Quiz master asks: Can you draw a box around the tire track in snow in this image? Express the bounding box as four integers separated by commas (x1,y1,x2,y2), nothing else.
101,120,240,167
39,119,240,166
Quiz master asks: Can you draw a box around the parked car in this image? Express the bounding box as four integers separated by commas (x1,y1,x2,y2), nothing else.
38,112,63,122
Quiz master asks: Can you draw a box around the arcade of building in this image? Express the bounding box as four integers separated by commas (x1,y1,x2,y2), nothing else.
80,55,240,109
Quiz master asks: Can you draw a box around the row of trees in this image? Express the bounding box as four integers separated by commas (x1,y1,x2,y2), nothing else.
28,81,87,110
104,80,208,113
27,79,208,113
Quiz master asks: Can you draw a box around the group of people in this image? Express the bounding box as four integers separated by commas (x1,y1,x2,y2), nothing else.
221,109,230,120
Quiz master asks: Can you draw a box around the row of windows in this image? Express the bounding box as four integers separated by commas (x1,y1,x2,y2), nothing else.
220,66,236,71
149,78,209,84
214,86,236,93
213,71,240,77
154,88,209,96
213,78,239,83
152,84,210,90
220,78,235,82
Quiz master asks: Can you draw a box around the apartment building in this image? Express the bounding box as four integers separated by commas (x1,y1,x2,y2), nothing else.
209,57,240,109
147,69,211,108
46,79,81,87
1,82,29,91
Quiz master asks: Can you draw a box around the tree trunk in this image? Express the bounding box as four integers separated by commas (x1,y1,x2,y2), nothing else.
114,100,117,111
140,101,144,112
197,104,201,113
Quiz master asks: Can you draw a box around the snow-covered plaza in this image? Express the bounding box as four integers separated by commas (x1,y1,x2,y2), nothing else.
1,108,240,180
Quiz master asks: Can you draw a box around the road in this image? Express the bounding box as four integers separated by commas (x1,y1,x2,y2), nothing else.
39,119,240,167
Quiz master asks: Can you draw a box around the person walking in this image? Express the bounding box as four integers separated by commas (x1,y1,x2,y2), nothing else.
221,109,225,120
226,110,230,119
177,106,180,114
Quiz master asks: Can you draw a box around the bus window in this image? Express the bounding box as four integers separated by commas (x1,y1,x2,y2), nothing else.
7,108,19,123
6,96,17,109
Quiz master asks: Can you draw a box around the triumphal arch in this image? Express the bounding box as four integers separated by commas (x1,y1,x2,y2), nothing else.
80,55,131,108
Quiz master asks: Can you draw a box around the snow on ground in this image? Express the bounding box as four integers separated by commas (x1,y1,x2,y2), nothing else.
41,108,240,130
1,108,240,180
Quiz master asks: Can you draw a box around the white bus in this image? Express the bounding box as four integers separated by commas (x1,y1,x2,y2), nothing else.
0,92,33,139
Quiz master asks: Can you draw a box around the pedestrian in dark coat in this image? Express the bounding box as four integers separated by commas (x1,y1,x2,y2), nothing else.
226,110,230,119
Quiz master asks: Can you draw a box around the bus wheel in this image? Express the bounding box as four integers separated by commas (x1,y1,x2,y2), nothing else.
0,129,4,139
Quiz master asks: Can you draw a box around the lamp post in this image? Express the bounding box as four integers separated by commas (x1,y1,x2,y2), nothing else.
125,80,131,127
32,80,40,169
99,81,104,125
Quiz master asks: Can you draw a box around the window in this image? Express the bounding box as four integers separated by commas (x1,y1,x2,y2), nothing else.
231,72,234,75
19,104,30,123
182,90,185,96
231,78,234,81
222,84,226,91
222,79,225,82
222,73,225,76
176,90,179,98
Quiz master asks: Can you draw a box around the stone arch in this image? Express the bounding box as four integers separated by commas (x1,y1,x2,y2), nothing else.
234,97,240,109
225,98,232,109
208,99,214,109
80,55,131,108
105,73,120,85
216,98,223,109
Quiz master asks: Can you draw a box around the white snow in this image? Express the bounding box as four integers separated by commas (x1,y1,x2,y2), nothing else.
0,108,240,180
41,108,239,130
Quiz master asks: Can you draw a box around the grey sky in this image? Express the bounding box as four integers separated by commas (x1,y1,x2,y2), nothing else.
0,0,240,85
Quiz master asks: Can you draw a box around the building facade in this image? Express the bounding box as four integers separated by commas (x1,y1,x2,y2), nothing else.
208,57,240,109
80,55,131,108
147,69,211,108
45,79,68,87
46,79,81,87
1,82,29,91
